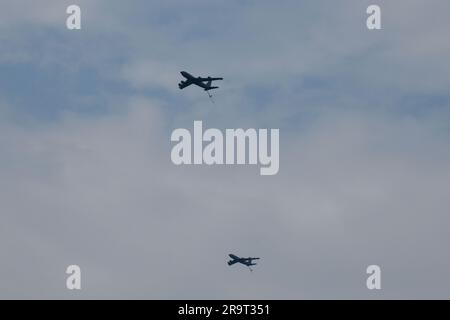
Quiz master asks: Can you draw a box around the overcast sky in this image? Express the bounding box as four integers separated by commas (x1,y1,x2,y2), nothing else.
1,0,450,299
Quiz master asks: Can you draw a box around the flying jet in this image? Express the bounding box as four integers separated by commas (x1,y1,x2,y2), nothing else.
178,71,223,94
227,254,260,271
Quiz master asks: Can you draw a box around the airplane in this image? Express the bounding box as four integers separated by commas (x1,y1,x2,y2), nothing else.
227,254,260,271
178,71,223,95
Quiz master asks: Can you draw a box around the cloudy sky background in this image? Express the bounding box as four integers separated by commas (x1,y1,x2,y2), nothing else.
1,0,450,299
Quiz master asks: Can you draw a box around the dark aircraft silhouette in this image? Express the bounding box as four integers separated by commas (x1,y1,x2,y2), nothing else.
228,254,260,271
178,71,223,93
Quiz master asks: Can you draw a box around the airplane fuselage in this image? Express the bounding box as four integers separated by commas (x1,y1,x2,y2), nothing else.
180,71,195,80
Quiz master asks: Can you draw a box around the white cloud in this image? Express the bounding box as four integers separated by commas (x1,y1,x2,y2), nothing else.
1,96,450,298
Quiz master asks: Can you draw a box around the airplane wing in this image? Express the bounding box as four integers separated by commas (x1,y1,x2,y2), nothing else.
178,80,192,89
227,260,239,266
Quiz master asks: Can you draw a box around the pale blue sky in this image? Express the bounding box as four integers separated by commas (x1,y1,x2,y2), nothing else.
1,0,450,299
